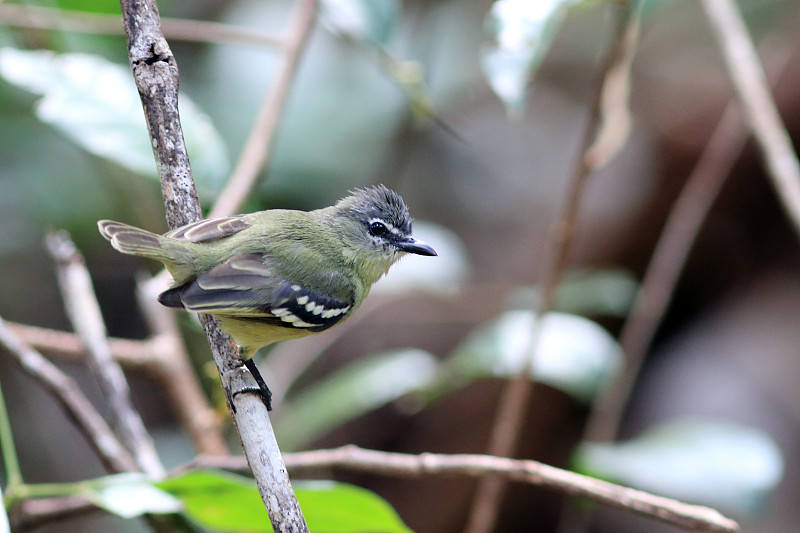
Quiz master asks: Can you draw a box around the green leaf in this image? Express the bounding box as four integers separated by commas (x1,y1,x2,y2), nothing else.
158,470,411,533
54,0,122,14
442,311,621,403
88,473,183,518
275,349,438,449
481,0,581,118
320,0,400,43
295,480,412,533
574,418,784,517
0,48,229,198
158,470,268,532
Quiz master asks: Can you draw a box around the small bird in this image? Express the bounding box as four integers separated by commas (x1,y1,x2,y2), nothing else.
98,186,436,410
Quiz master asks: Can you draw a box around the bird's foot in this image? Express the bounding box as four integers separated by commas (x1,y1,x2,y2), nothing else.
230,359,273,411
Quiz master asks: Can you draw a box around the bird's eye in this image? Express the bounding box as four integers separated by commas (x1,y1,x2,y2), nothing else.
369,221,387,236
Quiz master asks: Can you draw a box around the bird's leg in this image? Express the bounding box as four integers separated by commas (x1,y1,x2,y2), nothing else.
232,358,273,411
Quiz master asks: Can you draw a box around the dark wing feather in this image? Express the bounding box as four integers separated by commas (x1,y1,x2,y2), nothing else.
164,216,250,243
159,253,352,332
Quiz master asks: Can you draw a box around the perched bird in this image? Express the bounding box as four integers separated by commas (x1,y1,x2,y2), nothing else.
98,186,436,409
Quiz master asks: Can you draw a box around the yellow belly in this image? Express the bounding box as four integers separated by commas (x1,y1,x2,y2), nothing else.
216,315,317,358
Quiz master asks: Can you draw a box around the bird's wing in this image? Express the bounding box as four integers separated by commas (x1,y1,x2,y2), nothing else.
164,216,251,243
160,253,353,332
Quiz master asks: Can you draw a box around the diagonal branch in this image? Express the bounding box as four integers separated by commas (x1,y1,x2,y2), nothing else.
584,35,797,444
0,315,137,474
701,0,800,239
209,0,319,219
46,230,164,478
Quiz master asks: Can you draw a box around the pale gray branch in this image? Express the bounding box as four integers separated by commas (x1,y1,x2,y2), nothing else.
46,230,164,478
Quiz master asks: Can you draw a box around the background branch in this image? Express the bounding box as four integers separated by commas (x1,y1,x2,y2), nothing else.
465,4,642,532
45,230,164,478
701,0,800,239
136,276,228,455
584,35,796,445
209,0,319,219
6,321,154,369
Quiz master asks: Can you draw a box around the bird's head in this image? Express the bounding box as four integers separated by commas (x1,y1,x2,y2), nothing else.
327,185,437,283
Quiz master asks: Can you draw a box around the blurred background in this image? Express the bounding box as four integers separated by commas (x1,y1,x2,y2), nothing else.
1,0,799,531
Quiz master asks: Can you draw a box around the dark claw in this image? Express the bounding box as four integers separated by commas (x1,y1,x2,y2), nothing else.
242,358,273,411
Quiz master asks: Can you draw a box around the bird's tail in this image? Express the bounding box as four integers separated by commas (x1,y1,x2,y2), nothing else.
98,220,192,280
97,220,168,258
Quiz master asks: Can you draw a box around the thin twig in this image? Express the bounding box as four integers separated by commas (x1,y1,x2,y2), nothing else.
0,4,284,48
119,1,308,530
0,315,137,474
209,0,319,219
701,0,800,240
179,446,739,533
45,231,164,478
8,495,94,532
465,4,641,532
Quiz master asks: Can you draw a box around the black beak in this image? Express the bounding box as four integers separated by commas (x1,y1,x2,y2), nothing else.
395,237,437,256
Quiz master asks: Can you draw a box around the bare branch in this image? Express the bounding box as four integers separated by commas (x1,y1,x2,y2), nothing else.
0,4,284,48
46,230,164,478
701,0,800,239
466,4,642,532
209,0,319,218
182,446,740,533
120,0,201,229
0,315,137,474
6,321,155,369
119,1,308,530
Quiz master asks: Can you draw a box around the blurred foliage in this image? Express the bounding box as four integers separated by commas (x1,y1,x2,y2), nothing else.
0,48,230,200
440,311,622,404
574,419,785,518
